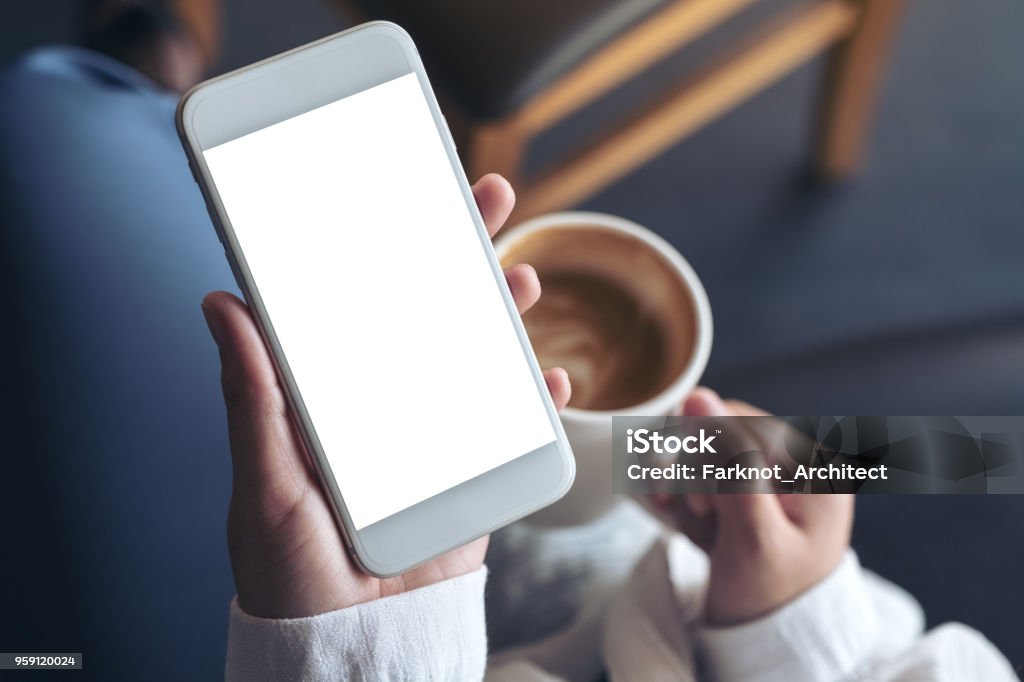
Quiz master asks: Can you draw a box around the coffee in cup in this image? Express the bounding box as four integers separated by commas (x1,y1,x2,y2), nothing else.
495,212,712,525
498,225,698,411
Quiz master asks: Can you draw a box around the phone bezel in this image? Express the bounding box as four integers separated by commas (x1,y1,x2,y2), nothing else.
177,22,574,577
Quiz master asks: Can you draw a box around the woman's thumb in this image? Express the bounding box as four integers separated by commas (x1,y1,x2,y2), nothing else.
201,292,307,502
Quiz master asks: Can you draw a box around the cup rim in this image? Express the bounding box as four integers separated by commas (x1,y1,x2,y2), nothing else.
495,211,713,422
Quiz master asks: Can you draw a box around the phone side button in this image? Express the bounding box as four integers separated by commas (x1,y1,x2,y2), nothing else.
205,203,225,245
224,250,244,290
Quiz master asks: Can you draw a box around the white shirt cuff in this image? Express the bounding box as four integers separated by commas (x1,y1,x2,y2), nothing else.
697,552,878,682
225,567,488,681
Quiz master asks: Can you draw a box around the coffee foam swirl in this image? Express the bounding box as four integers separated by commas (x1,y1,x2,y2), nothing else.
523,272,674,410
499,226,696,412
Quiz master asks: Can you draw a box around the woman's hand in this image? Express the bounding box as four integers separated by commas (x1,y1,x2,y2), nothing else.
655,388,854,626
201,174,571,619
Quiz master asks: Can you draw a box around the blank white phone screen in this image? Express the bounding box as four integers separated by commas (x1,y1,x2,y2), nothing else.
203,73,555,530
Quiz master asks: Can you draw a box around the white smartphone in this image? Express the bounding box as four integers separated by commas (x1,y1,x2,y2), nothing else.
177,22,574,577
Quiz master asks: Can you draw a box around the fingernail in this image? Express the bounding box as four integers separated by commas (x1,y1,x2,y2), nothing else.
201,300,224,348
682,387,727,417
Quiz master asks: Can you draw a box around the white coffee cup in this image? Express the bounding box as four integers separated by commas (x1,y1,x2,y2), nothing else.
494,212,713,526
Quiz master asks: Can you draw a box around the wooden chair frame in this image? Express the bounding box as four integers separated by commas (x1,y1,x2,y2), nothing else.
465,0,908,223
339,0,908,223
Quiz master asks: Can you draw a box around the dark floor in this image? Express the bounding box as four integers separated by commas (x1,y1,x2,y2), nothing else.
3,0,1023,672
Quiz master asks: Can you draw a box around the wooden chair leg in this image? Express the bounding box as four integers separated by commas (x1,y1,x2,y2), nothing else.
814,0,909,180
511,0,856,223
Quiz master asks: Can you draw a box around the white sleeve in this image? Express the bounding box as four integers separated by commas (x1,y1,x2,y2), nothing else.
867,623,1018,681
696,552,887,682
695,552,1016,682
225,567,488,682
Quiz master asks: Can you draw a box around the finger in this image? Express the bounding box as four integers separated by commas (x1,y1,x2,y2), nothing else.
682,387,731,417
472,173,516,237
202,292,281,418
682,389,772,419
683,387,763,467
202,292,310,513
724,399,770,417
685,388,784,472
779,492,855,533
679,389,789,538
505,263,541,314
712,493,789,549
543,367,571,411
663,395,717,546
673,499,717,553
643,494,716,553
